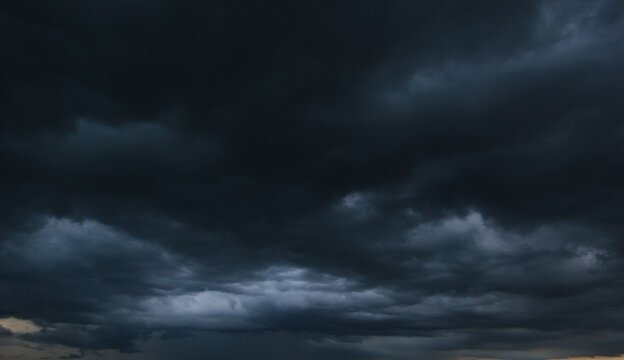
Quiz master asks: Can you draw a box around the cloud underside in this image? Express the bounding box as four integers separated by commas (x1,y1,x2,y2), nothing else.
1,0,623,359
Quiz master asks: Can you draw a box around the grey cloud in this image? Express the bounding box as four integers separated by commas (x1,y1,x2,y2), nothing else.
4,212,624,358
1,0,623,359
0,326,12,337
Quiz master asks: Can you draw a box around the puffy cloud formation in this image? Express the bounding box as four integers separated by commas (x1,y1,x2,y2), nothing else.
1,1,623,359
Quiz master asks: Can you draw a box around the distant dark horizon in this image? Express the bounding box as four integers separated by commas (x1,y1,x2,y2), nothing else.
1,1,624,359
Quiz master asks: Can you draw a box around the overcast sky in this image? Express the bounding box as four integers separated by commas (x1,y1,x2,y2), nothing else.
1,1,623,359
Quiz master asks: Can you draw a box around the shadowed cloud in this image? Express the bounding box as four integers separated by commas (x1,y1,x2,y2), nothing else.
1,0,623,359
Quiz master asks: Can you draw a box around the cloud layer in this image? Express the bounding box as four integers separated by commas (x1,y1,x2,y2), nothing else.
1,1,623,359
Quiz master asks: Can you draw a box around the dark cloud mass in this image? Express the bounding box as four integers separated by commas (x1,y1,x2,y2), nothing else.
1,1,623,359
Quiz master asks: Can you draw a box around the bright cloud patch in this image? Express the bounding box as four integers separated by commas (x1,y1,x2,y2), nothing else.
0,317,41,335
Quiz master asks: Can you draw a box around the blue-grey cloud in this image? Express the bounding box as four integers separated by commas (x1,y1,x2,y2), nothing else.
1,0,623,359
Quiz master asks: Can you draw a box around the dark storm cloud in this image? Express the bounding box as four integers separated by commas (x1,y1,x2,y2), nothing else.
0,325,12,337
1,0,624,359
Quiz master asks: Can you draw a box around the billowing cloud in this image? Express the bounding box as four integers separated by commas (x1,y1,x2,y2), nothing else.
1,0,623,359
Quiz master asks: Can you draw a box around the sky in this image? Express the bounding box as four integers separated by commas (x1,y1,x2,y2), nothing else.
1,1,623,359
